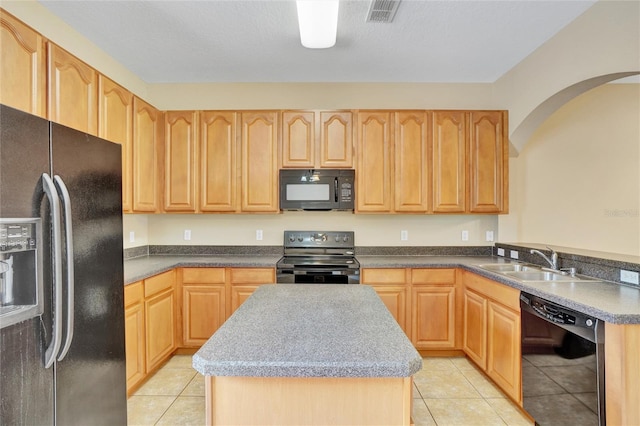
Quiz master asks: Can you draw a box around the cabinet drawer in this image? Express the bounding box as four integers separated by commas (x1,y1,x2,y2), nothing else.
362,268,407,284
411,268,456,285
124,281,144,307
182,268,226,284
229,268,275,284
144,270,175,298
463,271,520,311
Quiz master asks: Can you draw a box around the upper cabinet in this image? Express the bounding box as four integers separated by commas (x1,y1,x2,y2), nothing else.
240,111,279,212
468,111,508,213
98,75,133,212
281,110,353,169
394,111,430,213
132,97,162,213
200,111,238,212
432,111,467,213
356,111,393,212
163,111,198,212
47,43,97,135
0,11,46,117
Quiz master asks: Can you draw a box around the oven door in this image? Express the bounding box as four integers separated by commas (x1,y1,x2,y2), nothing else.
277,268,360,284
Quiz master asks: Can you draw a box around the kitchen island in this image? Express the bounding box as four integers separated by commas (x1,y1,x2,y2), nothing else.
192,284,422,426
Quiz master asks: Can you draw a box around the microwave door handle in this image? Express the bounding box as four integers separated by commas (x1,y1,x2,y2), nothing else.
54,175,74,362
334,178,338,203
42,173,63,369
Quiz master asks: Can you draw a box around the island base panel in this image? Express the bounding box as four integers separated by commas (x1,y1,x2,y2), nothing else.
205,376,413,425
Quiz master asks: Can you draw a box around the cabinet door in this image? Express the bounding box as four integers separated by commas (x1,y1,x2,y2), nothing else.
394,111,430,212
432,111,466,213
145,289,176,372
125,302,145,393
200,111,238,212
282,111,315,168
320,111,353,168
240,112,279,212
463,288,487,369
356,111,392,212
372,285,409,335
132,97,161,212
164,111,198,212
487,301,521,403
0,11,46,117
182,285,226,347
47,43,97,135
230,285,260,316
468,111,507,213
98,75,133,212
412,286,456,349
228,268,275,316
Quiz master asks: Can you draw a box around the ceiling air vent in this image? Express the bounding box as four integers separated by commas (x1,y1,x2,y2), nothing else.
366,0,401,23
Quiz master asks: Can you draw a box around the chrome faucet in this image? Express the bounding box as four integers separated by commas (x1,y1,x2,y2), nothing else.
530,247,558,270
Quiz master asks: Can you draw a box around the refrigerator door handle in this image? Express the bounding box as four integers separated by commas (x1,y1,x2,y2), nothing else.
42,173,63,369
54,175,74,362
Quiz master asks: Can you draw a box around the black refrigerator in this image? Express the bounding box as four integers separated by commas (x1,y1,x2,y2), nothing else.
0,104,127,425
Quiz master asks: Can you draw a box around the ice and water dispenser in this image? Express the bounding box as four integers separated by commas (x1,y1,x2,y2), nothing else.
0,219,43,329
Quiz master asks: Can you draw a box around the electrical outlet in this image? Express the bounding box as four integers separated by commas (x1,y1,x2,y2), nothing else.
461,230,469,241
620,270,640,285
256,230,263,241
183,229,191,241
400,230,408,241
510,250,519,260
485,231,494,242
497,248,505,257
129,231,135,243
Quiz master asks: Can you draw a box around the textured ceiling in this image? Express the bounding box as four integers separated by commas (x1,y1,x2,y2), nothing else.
38,0,596,84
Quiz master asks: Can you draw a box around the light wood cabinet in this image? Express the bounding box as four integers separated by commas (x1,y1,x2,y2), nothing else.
47,43,97,135
124,281,145,395
181,268,226,347
132,97,162,212
361,268,410,335
394,111,430,213
281,111,315,168
240,112,279,212
356,111,393,212
98,75,133,212
432,111,466,213
0,10,46,117
228,268,275,315
411,269,457,350
468,111,508,213
163,110,198,212
462,271,521,403
320,111,353,168
200,111,238,212
144,270,176,372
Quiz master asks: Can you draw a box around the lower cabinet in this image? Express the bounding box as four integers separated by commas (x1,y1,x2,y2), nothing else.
180,268,226,348
124,281,145,394
462,271,521,403
229,268,276,315
144,270,177,373
411,269,458,350
361,269,410,336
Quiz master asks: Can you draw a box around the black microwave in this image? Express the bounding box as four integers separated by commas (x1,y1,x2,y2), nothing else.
279,169,355,211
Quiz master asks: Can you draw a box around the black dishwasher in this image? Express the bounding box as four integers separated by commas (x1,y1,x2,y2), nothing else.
520,292,605,426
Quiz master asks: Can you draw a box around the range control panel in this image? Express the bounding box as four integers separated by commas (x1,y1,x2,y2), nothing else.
284,231,354,249
0,221,38,252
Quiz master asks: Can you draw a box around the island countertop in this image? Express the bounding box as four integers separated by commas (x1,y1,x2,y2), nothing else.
192,284,422,378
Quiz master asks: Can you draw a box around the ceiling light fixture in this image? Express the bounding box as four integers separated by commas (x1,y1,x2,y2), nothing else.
296,0,340,49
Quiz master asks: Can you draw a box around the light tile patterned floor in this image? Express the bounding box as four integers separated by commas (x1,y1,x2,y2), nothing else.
127,355,532,426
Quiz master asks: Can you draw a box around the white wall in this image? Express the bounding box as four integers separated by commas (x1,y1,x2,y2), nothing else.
499,83,640,256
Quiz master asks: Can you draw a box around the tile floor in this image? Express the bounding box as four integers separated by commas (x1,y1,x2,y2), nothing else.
127,355,533,426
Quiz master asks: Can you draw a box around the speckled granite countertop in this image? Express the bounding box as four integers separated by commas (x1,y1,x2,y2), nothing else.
192,284,422,378
124,254,640,324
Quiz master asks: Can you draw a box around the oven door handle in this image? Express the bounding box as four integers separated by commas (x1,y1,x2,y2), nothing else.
279,269,358,275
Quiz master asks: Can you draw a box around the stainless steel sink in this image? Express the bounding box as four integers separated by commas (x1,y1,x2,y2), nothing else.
476,264,541,273
503,271,576,281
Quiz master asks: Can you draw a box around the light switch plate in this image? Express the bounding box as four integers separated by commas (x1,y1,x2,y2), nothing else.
256,230,263,241
183,230,191,241
129,231,135,243
485,231,494,242
461,230,469,241
400,230,408,241
510,250,519,259
497,248,505,256
620,270,640,285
